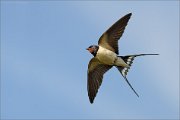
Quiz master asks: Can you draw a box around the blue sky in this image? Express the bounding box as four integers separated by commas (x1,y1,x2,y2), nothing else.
1,1,179,119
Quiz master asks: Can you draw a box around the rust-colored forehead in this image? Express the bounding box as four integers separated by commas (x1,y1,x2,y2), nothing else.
87,47,94,53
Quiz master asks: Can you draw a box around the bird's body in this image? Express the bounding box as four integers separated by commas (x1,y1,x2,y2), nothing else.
96,46,116,65
86,13,158,104
96,46,128,67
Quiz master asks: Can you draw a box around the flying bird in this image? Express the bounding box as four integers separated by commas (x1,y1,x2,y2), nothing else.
86,13,158,104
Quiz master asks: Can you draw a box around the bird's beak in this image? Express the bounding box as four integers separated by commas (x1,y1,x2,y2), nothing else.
86,48,89,50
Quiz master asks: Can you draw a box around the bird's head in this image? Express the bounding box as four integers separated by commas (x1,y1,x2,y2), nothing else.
86,45,99,56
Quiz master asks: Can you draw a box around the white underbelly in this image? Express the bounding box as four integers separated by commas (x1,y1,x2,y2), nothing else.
96,46,117,65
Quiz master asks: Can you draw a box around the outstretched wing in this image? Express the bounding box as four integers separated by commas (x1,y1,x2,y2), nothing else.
98,13,132,54
87,58,112,103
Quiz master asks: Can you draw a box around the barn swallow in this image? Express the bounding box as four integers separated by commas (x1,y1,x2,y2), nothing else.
86,13,158,104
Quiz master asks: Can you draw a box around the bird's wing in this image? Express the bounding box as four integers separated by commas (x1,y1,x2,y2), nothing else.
87,57,112,103
98,13,132,54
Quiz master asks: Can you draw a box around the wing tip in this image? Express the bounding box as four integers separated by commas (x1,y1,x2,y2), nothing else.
125,13,132,18
89,98,94,104
128,12,132,16
121,13,132,21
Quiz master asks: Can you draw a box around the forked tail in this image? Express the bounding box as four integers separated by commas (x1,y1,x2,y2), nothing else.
116,54,159,97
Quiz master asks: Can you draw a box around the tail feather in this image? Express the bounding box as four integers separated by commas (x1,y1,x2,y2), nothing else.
116,54,158,97
118,54,159,78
